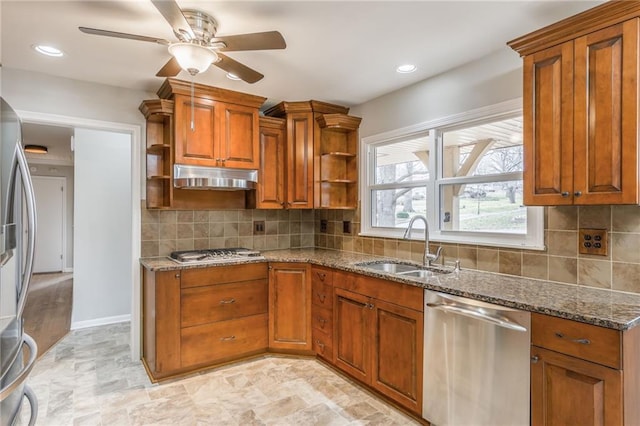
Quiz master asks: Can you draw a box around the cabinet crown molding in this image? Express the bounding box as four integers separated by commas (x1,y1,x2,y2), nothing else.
264,100,350,117
316,113,362,131
157,78,266,108
139,99,174,120
508,1,640,56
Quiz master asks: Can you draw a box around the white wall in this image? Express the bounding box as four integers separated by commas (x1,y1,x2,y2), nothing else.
351,48,523,138
28,165,74,271
73,128,132,326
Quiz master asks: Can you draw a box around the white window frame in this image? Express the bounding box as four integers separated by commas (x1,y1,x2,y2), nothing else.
359,98,545,250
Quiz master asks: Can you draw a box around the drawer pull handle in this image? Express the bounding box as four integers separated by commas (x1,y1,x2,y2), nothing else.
219,298,236,304
555,332,591,345
317,317,327,328
220,336,236,342
317,273,326,281
317,293,326,303
316,340,325,353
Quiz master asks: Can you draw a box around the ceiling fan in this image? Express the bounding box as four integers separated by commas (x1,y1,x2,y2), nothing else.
79,0,286,83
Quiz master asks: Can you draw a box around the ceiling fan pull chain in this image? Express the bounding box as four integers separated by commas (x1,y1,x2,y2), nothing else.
190,76,196,132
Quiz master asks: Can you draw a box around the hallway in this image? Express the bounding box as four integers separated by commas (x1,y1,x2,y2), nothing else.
23,272,73,358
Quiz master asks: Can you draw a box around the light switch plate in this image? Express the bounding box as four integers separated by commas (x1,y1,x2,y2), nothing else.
578,228,607,256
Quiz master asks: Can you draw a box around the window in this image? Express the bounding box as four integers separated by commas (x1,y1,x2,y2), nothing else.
360,100,544,249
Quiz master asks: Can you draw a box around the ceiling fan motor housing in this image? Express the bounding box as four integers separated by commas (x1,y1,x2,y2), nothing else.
180,9,218,45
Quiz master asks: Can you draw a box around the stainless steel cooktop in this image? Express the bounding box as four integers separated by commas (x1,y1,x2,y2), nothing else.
169,248,264,265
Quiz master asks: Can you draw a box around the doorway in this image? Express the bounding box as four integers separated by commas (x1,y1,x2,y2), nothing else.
32,176,66,273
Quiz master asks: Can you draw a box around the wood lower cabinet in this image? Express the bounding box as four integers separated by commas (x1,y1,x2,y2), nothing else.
530,312,640,426
268,263,312,352
333,271,424,414
510,3,640,205
142,263,268,380
311,266,334,361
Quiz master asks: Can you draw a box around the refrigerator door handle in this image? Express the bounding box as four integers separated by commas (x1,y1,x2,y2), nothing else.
0,333,37,402
15,146,36,318
23,384,38,426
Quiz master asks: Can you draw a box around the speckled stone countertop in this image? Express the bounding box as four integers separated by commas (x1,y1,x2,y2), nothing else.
140,248,640,331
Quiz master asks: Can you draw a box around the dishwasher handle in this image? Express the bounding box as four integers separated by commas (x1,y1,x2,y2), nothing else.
426,302,527,332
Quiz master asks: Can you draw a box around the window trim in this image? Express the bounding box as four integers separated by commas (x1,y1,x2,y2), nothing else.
359,98,545,250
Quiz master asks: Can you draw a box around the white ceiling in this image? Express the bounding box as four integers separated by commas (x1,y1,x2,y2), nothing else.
1,0,602,110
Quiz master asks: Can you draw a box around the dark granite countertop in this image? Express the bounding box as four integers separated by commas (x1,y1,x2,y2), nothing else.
140,248,640,331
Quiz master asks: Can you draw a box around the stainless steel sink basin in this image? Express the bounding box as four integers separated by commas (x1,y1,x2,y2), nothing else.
355,261,453,276
358,262,418,273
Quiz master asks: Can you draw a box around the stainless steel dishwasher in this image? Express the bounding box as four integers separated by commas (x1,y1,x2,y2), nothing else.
423,290,530,426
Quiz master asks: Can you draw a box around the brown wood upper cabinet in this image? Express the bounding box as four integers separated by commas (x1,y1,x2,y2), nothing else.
263,101,361,209
257,117,286,209
509,3,640,205
268,262,312,352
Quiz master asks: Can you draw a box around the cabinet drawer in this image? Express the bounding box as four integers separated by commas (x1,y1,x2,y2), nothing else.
313,329,333,361
312,280,333,309
181,314,268,368
180,263,268,289
311,267,333,287
532,313,621,369
312,305,333,336
181,280,268,327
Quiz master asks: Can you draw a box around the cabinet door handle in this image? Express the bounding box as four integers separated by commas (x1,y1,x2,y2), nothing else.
574,191,582,197
174,273,181,278
554,332,590,345
317,272,326,281
316,340,325,353
317,293,326,303
219,298,236,304
561,192,570,198
317,317,327,328
531,355,539,364
367,303,374,310
220,336,236,342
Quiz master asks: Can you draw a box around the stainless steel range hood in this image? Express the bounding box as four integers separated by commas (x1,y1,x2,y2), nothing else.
173,164,257,190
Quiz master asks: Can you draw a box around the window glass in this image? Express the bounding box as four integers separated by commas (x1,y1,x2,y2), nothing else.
374,137,430,184
439,180,525,233
372,187,428,228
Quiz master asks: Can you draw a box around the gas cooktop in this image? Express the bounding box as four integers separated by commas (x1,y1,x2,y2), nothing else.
169,248,264,265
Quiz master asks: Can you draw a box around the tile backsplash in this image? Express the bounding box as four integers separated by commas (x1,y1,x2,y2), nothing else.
141,202,640,294
141,203,315,257
313,205,640,294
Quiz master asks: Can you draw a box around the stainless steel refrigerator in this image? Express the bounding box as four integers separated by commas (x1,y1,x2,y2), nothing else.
0,98,38,425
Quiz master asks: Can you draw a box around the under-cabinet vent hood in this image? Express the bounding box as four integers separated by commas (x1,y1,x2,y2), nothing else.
173,164,257,190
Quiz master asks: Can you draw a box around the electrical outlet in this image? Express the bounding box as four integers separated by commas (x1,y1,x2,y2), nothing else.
578,228,607,256
320,219,328,233
343,220,352,234
253,221,265,235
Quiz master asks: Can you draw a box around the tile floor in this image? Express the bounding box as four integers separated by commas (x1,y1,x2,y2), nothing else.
19,323,420,425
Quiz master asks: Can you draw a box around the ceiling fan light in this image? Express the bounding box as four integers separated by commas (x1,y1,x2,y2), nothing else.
226,73,241,81
168,43,218,75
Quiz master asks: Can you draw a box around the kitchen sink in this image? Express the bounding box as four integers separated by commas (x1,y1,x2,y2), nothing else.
355,261,453,276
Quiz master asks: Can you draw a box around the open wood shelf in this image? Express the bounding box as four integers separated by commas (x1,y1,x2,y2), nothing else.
321,152,356,158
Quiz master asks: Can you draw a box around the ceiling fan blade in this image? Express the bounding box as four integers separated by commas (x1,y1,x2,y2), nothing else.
214,31,286,52
150,0,195,41
156,57,182,77
79,27,170,45
214,53,264,84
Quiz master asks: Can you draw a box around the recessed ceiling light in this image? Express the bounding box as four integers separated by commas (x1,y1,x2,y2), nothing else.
226,72,241,81
396,64,417,74
32,44,64,57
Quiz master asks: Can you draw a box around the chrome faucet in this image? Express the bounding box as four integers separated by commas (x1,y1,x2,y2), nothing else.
402,215,442,267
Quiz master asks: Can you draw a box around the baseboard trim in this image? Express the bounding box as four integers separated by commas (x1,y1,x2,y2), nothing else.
71,314,130,330
63,267,73,273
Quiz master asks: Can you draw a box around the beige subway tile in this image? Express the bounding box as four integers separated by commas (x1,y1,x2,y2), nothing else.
611,233,640,263
265,221,278,235
578,259,611,289
301,210,314,221
458,245,478,270
277,210,290,221
177,211,194,223
194,238,209,250
176,239,194,251
209,211,224,222
579,205,611,230
224,210,239,222
384,240,397,258
252,210,266,221
397,240,411,261
289,210,301,221
343,237,354,252
159,210,176,224
290,235,301,248
239,210,253,222
177,223,194,239
253,236,266,250
141,223,158,242
290,221,301,234
224,223,239,237
547,206,578,230
208,237,225,248
141,241,159,257
353,237,363,253
373,239,385,256
238,236,254,248
238,222,253,237
278,221,290,235
141,207,159,224
159,223,176,240
278,235,289,249
265,210,278,221
363,238,374,254
194,223,209,239
612,262,640,293
499,250,522,276
193,210,209,223
301,221,314,234
439,244,458,266
477,249,499,273
547,230,577,257
316,234,326,248
209,223,224,238
548,256,577,284
612,205,640,232
224,237,240,248
300,234,314,247
158,239,176,257
522,253,547,280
